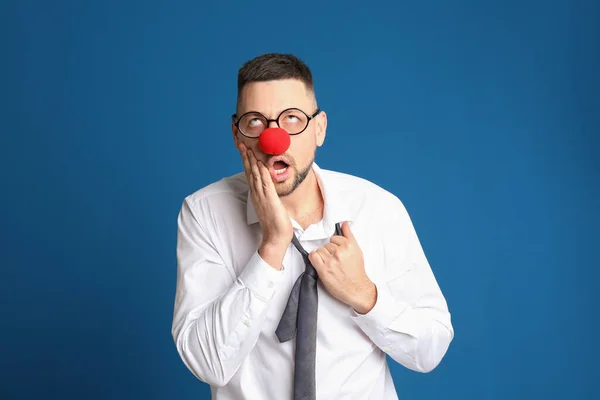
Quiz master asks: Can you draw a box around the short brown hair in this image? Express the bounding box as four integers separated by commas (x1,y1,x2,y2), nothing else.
237,53,314,98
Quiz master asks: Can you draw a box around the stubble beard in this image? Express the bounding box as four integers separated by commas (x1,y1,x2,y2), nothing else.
275,153,315,198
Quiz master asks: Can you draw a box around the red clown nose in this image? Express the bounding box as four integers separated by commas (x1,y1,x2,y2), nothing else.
258,127,290,155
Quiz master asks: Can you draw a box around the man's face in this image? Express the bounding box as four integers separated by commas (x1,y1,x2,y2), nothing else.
232,79,327,197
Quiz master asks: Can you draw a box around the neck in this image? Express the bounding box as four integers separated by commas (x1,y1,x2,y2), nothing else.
280,169,324,230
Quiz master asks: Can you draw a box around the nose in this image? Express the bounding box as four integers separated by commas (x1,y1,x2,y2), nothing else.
258,127,291,155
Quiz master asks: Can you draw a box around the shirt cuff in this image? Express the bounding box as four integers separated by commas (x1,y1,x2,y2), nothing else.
237,251,284,302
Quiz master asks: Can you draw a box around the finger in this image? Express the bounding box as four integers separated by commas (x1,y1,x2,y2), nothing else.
309,250,325,270
240,144,250,172
329,236,346,247
247,149,263,195
258,161,274,197
316,247,332,262
240,146,255,186
242,169,256,200
324,243,338,256
341,221,355,241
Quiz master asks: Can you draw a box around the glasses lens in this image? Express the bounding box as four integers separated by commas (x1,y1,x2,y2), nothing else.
279,109,309,134
239,113,267,137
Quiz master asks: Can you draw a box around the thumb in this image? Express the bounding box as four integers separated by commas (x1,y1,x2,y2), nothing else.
341,221,354,241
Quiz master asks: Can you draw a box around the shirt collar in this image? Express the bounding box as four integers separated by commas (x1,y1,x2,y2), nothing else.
246,162,353,234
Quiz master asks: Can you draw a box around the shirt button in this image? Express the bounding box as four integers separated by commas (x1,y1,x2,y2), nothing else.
268,281,274,289
383,346,392,352
243,319,250,327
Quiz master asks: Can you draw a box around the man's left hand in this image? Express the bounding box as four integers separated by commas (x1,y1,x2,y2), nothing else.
309,221,377,315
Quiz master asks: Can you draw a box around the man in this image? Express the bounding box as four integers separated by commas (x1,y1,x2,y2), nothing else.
171,53,454,400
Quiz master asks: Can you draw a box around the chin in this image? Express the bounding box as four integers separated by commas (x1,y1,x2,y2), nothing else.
275,163,312,198
275,176,297,197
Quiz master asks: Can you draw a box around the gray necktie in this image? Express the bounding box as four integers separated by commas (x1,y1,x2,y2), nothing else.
275,222,343,400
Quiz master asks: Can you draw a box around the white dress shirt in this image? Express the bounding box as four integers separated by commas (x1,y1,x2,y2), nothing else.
171,163,454,400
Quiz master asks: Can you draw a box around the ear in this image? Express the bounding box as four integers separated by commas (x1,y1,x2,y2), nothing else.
315,111,327,147
232,123,240,148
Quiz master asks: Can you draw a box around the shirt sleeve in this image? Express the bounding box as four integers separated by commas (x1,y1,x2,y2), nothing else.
171,197,285,387
350,198,454,373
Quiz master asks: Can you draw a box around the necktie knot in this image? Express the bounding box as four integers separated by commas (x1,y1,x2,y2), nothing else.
304,262,318,278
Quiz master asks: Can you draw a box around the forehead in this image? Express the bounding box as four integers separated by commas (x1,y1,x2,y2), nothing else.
237,79,314,116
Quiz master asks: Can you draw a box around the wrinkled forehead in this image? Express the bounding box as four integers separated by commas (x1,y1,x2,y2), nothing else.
237,79,316,117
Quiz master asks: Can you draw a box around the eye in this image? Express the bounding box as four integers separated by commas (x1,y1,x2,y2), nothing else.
248,118,264,127
284,114,300,123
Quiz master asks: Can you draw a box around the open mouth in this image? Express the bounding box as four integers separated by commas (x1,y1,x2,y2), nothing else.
273,160,289,175
268,157,291,182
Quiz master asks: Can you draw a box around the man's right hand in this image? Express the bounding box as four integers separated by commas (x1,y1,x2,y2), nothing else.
239,143,292,270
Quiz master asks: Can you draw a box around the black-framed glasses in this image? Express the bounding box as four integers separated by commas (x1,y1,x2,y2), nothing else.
232,108,321,138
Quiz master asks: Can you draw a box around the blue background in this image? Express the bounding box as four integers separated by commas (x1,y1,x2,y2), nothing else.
1,0,598,399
